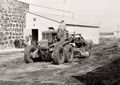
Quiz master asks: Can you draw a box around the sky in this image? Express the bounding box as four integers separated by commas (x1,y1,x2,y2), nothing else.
18,0,120,32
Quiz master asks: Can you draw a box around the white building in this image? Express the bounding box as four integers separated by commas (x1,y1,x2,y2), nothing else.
114,31,120,37
25,11,99,44
99,31,120,38
99,32,114,38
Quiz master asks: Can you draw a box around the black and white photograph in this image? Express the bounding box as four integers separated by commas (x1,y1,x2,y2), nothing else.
0,0,119,85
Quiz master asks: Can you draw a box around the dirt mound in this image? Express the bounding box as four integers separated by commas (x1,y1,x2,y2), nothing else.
72,38,120,85
73,57,120,85
93,43,120,57
91,38,120,63
0,38,120,85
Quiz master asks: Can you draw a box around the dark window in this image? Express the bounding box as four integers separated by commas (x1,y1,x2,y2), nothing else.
33,18,36,21
33,24,35,26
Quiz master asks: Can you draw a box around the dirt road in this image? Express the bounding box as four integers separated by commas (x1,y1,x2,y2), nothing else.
0,38,120,85
0,52,90,85
0,55,118,85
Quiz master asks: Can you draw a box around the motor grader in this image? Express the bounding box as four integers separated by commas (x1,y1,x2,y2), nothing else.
24,27,91,64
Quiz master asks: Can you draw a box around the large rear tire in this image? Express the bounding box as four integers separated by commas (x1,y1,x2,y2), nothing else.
64,44,74,63
24,45,36,63
52,45,65,64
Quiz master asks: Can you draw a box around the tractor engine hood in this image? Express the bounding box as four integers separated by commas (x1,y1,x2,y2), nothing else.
39,40,49,49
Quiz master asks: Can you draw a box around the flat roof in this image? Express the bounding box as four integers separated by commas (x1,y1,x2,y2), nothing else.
66,24,99,28
99,32,114,35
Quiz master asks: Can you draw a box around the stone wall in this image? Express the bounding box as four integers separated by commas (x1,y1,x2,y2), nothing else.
0,0,29,49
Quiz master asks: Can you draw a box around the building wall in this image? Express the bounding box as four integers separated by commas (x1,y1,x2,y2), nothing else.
114,31,120,37
26,13,99,44
99,32,115,38
66,26,99,44
99,35,115,38
25,12,59,41
0,0,29,49
99,32,120,38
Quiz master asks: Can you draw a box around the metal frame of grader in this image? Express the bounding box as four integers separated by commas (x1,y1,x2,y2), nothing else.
24,28,91,64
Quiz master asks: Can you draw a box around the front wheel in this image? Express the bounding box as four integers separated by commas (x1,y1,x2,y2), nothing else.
24,45,36,63
64,44,74,63
52,45,65,64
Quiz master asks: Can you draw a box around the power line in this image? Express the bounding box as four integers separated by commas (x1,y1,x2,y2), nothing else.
29,3,74,19
29,3,71,13
62,0,65,17
17,0,74,18
26,11,60,23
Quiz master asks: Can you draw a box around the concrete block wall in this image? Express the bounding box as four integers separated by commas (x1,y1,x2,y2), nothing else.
0,0,29,49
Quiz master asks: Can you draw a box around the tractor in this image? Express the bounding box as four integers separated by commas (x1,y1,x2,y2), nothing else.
24,27,91,64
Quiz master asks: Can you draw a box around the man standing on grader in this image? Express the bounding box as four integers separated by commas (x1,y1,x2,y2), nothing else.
58,20,67,41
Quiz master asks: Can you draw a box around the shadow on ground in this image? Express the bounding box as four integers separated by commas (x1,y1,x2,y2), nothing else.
73,58,120,85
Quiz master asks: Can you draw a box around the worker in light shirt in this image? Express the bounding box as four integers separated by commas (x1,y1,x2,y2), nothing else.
58,20,67,41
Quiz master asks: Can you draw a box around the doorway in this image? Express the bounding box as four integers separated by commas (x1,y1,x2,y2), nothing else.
32,29,38,42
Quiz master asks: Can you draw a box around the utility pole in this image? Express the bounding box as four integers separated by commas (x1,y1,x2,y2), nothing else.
117,25,119,35
62,0,66,19
72,12,74,19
